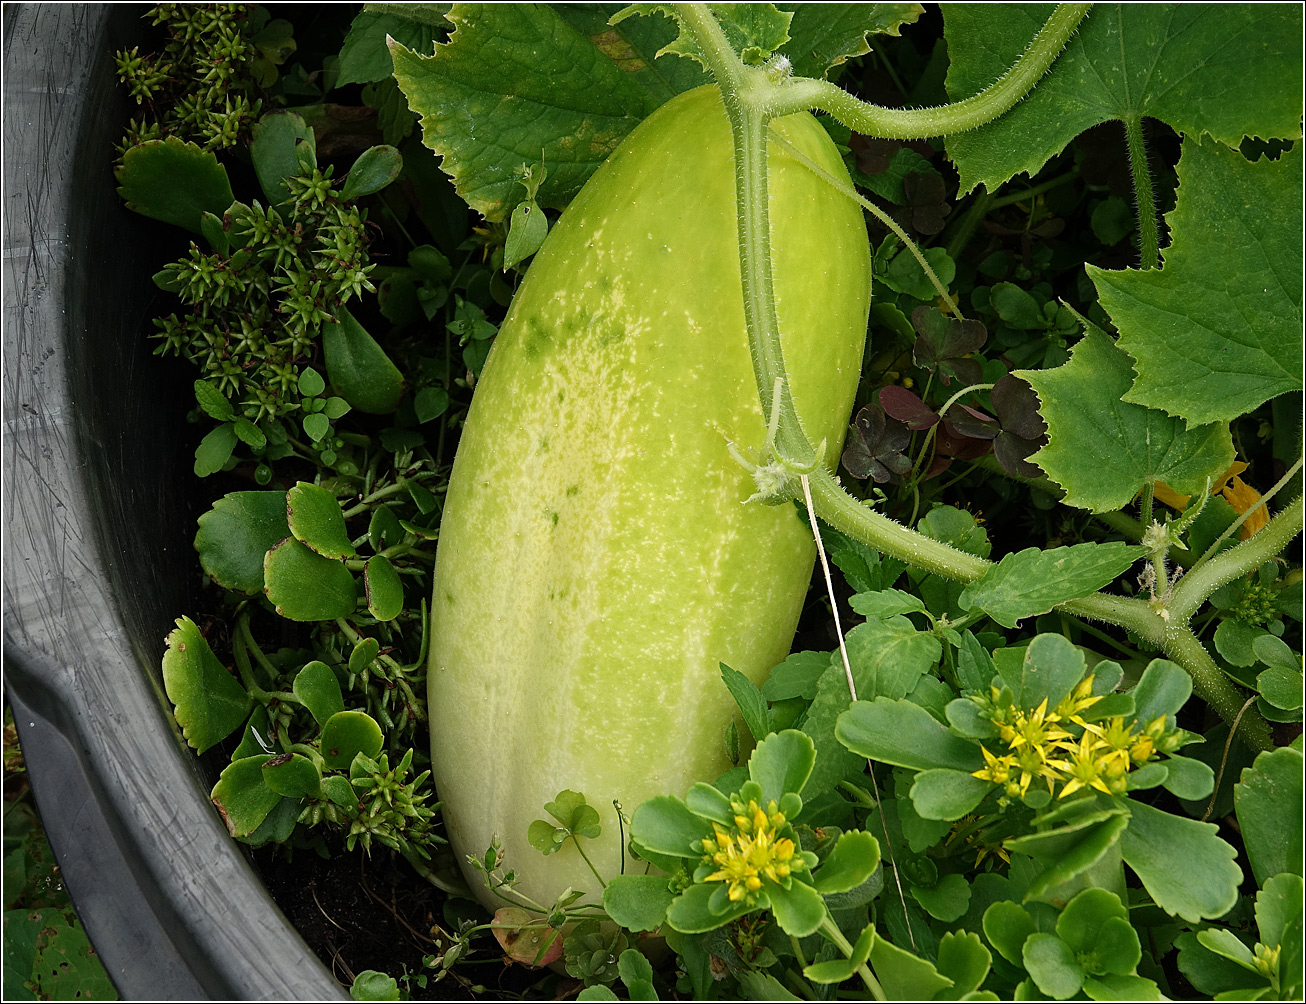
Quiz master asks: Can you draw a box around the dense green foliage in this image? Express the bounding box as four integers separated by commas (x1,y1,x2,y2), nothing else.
97,2,1302,999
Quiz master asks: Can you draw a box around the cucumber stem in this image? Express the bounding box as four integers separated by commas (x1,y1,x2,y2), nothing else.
675,1,1283,753
765,4,1091,137
1122,114,1161,269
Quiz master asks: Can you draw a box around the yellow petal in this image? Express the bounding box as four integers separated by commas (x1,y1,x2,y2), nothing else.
1222,476,1269,539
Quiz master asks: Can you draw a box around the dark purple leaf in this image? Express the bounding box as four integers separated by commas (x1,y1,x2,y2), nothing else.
944,405,999,441
842,403,913,483
991,375,1048,478
879,384,938,430
911,306,988,385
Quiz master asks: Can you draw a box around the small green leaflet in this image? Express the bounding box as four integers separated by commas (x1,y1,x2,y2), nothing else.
1019,324,1234,512
943,4,1303,194
161,616,250,754
1090,139,1303,426
777,4,923,80
960,541,1143,628
612,3,793,68
391,4,657,221
503,199,549,268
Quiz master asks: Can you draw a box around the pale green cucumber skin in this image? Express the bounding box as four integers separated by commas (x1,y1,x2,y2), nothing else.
429,84,870,908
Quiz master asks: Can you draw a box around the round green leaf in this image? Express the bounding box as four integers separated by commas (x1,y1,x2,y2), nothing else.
349,637,381,673
665,882,756,934
367,504,405,552
1235,746,1305,885
812,829,881,895
323,307,405,414
262,752,322,798
747,729,815,805
601,874,675,933
303,412,330,442
936,930,992,998
364,554,404,621
1091,917,1142,977
321,774,358,809
194,422,239,477
195,491,291,594
984,900,1037,966
630,796,713,859
910,871,971,922
1159,755,1215,800
1023,932,1085,1000
1057,888,1129,956
250,110,315,205
298,366,326,398
264,537,358,621
910,768,994,821
685,783,733,826
287,482,355,559
210,756,280,837
320,710,384,770
504,198,549,268
161,616,251,754
292,661,345,726
1257,666,1304,710
341,145,403,201
762,872,825,934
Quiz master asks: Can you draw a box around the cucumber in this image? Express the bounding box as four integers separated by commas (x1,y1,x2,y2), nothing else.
429,84,870,907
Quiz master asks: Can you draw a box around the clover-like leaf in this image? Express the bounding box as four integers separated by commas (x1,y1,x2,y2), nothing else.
842,400,913,482
530,789,602,854
1020,324,1234,512
943,5,1303,194
1023,932,1085,1000
292,661,346,726
195,491,291,594
984,900,1037,966
1091,139,1302,426
319,710,385,770
990,374,1048,478
287,482,355,559
264,537,358,621
161,616,251,754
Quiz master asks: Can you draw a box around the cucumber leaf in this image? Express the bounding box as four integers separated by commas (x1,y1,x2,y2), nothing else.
391,3,658,220
943,4,1304,194
1020,325,1234,512
1090,139,1303,426
551,3,710,101
778,4,924,80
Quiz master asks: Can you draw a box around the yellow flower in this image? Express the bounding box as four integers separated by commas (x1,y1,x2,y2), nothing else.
702,799,800,905
1058,732,1116,798
1055,675,1103,724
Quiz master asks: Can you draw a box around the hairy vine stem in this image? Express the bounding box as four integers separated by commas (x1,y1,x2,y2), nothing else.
675,2,1291,752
